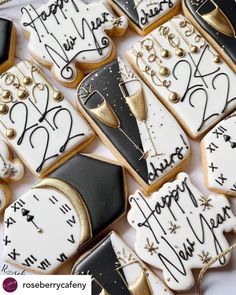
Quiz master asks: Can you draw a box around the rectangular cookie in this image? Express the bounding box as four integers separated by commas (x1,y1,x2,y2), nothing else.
183,0,236,72
77,57,190,192
3,153,127,274
108,0,181,35
0,60,94,176
72,231,174,295
127,14,236,139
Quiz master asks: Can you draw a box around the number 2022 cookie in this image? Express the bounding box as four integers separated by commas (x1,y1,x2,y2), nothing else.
72,231,174,295
0,60,94,177
127,14,236,139
183,0,236,73
77,57,190,192
108,0,181,35
20,0,128,88
201,112,236,197
3,153,127,274
128,172,236,291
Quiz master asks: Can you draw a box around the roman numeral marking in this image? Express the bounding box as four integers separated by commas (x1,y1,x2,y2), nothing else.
5,217,16,228
215,173,227,186
37,259,51,270
3,236,11,246
8,249,20,260
11,199,25,212
67,234,75,244
56,253,68,263
66,215,76,227
60,204,72,214
206,142,218,153
208,162,218,173
22,255,37,267
49,196,59,204
213,125,227,138
33,195,39,201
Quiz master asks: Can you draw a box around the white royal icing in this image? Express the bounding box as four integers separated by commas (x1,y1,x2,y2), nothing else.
110,232,174,294
127,14,236,138
21,0,128,85
201,112,236,196
128,172,236,291
0,186,8,212
0,140,24,182
3,188,81,274
134,0,179,30
118,57,190,185
0,61,93,176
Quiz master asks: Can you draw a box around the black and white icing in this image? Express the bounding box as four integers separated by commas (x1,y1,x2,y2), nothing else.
21,0,128,84
72,232,173,295
0,61,94,175
127,14,236,138
128,172,236,291
201,112,236,196
77,57,190,187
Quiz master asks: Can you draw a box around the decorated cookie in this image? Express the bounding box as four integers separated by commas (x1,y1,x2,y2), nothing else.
3,153,127,274
127,14,236,139
109,0,181,35
77,57,190,192
201,112,236,197
183,0,236,73
0,140,24,183
20,0,128,88
128,172,236,290
72,231,174,295
0,18,16,74
0,60,94,177
0,183,11,214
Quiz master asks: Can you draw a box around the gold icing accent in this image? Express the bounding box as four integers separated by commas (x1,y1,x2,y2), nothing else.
34,178,92,245
128,270,152,295
197,0,235,37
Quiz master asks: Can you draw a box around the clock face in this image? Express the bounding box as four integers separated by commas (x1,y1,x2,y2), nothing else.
3,188,81,274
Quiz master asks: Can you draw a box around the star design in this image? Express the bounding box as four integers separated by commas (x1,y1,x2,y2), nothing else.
198,250,212,264
2,164,17,178
199,196,213,211
168,221,180,234
113,18,123,27
144,238,158,255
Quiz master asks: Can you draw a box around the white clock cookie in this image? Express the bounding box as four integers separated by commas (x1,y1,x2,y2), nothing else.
201,112,236,197
128,172,236,291
21,0,128,87
3,153,127,274
0,140,24,183
0,60,94,176
127,14,236,138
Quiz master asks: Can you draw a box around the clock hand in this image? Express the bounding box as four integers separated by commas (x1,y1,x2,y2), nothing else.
21,208,43,233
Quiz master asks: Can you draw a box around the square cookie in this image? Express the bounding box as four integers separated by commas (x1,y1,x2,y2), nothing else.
109,0,181,35
72,231,174,295
127,14,236,139
3,154,127,274
183,0,236,72
0,60,94,176
77,57,190,192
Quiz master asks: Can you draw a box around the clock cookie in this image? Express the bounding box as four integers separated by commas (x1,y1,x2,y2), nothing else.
183,0,236,73
201,112,236,197
72,231,174,295
3,153,127,274
127,14,236,139
0,183,11,214
108,0,181,35
0,60,94,177
20,0,128,88
0,140,24,183
0,18,16,74
77,57,190,192
128,172,236,291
